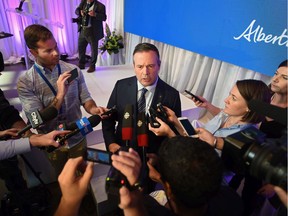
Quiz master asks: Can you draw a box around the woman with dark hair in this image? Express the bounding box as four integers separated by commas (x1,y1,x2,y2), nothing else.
244,60,288,216
187,79,271,145
150,79,271,142
261,59,288,137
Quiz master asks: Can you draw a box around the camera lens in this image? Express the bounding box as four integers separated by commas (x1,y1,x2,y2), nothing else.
244,143,287,189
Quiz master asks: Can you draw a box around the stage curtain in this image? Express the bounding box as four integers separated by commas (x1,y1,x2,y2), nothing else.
0,0,272,120
0,0,124,65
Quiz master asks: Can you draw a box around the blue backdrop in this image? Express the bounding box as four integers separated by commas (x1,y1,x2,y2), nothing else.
124,0,287,76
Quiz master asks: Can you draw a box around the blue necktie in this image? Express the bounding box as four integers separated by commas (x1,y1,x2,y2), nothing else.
138,88,148,113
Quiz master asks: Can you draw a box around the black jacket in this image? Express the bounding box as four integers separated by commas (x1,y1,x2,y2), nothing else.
102,76,181,154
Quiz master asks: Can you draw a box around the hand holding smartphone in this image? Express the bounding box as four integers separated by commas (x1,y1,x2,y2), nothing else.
178,117,196,136
67,68,78,84
184,90,204,103
85,148,111,165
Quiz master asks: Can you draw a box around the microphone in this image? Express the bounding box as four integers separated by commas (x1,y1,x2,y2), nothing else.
137,112,148,164
248,99,287,126
137,112,148,148
122,104,133,147
46,115,101,153
101,105,117,116
136,112,150,191
17,106,58,136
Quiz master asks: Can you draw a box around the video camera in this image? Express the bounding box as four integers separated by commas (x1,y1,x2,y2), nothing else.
72,6,89,25
222,100,287,190
72,17,82,24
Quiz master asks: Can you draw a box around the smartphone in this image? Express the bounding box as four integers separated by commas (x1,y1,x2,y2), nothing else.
85,148,111,165
67,68,78,84
178,117,196,136
184,90,204,103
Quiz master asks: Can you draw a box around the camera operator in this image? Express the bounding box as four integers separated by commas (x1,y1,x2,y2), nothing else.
245,60,288,216
217,60,288,215
75,0,107,73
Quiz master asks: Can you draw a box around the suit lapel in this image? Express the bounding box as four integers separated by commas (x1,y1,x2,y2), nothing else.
151,78,165,108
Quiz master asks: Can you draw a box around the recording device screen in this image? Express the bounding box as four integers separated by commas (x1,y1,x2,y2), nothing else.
86,148,111,165
178,117,196,136
67,68,78,83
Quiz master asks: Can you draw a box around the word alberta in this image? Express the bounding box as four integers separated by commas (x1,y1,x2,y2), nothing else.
234,19,288,47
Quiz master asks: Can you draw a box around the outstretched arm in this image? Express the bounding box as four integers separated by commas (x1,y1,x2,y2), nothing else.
190,95,221,116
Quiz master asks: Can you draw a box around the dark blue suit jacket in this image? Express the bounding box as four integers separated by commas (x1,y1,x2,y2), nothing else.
102,76,181,154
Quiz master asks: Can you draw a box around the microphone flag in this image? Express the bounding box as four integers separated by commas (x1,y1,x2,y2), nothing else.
17,106,58,136
76,117,93,136
122,104,133,141
47,115,101,152
137,112,148,147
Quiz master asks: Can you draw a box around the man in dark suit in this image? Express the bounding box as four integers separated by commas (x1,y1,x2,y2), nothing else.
102,43,181,155
76,0,106,73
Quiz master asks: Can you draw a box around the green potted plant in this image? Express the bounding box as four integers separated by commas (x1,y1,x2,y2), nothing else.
99,23,124,55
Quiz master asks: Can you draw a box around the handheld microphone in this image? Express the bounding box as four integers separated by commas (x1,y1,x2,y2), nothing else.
137,112,148,164
17,106,58,136
137,112,148,148
248,99,287,126
122,104,133,147
136,112,150,191
101,105,117,116
46,115,101,153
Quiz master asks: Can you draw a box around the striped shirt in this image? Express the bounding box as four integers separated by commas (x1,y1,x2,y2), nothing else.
17,60,93,147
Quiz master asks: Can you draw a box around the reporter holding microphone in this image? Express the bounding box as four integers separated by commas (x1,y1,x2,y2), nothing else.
0,129,70,161
17,24,108,176
0,87,70,193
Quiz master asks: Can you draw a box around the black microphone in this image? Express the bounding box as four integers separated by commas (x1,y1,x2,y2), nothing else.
122,104,133,147
17,106,58,136
248,99,287,126
137,112,150,192
46,115,101,153
137,112,148,164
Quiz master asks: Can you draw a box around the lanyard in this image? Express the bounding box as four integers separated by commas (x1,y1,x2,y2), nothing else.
34,64,63,114
34,64,61,96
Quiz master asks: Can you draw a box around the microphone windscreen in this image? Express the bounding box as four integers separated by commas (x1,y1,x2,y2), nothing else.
122,104,133,140
88,115,102,127
137,112,148,147
41,106,58,121
76,115,102,136
66,122,77,130
27,106,58,128
248,99,287,126
65,115,101,131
